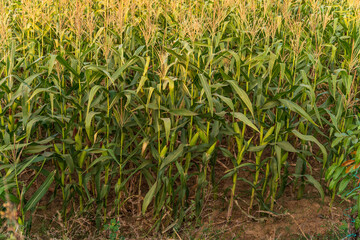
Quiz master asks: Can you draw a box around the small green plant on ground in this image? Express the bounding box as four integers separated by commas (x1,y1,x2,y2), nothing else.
104,219,124,240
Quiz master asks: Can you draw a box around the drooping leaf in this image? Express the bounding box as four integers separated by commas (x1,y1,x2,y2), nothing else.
226,80,254,117
199,74,213,116
161,118,171,143
231,112,259,132
279,99,317,126
160,144,185,170
292,130,328,166
169,109,198,116
275,141,298,153
24,171,55,212
142,181,158,214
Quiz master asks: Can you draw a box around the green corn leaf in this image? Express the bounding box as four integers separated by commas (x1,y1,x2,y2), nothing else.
47,54,57,76
26,116,49,141
85,111,100,140
63,154,75,173
142,180,158,214
169,109,198,116
214,93,234,111
23,145,52,154
56,55,80,78
304,174,324,201
226,80,254,117
86,85,102,115
338,177,352,194
137,76,148,93
248,145,267,152
28,88,59,102
17,155,43,176
0,143,30,152
275,141,298,153
161,118,171,143
199,74,213,116
324,108,340,132
325,165,338,181
160,144,185,171
86,156,112,170
292,130,328,166
112,57,138,80
24,171,55,212
279,99,317,126
190,132,200,146
231,112,259,132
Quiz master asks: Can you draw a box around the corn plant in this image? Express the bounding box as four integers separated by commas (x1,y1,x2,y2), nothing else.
1,0,360,236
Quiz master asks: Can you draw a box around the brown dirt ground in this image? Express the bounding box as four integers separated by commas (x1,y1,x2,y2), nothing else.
25,161,350,240
17,136,351,239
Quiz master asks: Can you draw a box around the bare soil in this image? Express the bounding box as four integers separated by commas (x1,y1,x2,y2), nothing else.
22,149,350,239
26,174,349,239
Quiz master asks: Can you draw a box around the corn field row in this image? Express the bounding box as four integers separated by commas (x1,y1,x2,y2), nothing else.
1,0,360,235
